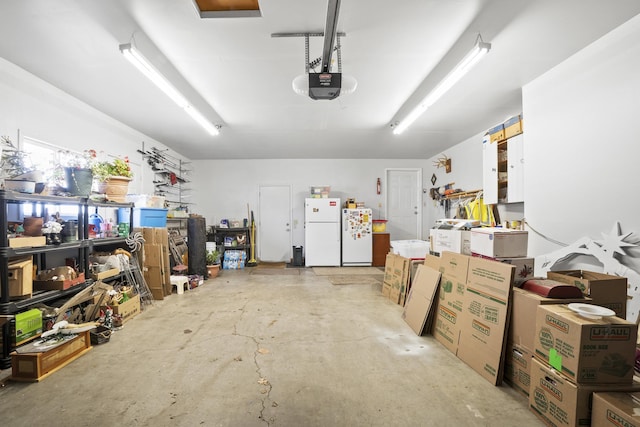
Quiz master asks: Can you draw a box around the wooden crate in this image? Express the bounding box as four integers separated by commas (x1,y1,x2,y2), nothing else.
11,331,92,381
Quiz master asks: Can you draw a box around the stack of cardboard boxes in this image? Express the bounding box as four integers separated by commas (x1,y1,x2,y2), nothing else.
135,227,172,300
529,304,639,426
431,251,516,384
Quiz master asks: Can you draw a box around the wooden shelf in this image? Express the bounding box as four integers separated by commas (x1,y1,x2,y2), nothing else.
443,190,482,200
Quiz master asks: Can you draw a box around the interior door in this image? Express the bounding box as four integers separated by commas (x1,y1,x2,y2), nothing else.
258,185,292,262
385,168,422,240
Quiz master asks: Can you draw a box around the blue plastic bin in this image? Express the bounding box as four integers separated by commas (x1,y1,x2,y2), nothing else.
132,208,168,227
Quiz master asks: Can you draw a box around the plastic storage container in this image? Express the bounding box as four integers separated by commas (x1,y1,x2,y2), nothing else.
390,240,430,259
132,208,168,228
372,220,387,233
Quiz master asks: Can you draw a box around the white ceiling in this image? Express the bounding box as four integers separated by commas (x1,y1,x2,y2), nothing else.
0,1,639,160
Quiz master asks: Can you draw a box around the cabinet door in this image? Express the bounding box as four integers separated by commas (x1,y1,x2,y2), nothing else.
482,134,498,204
507,134,524,203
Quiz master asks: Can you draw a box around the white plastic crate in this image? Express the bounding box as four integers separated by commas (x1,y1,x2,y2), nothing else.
390,240,429,259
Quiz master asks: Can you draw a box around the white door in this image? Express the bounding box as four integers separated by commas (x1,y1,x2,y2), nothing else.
385,168,422,240
258,185,292,262
507,134,524,203
482,134,498,204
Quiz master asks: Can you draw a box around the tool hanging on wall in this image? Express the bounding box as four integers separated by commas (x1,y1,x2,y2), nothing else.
247,210,257,267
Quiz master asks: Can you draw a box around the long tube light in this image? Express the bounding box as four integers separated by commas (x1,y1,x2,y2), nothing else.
119,43,219,136
393,38,491,135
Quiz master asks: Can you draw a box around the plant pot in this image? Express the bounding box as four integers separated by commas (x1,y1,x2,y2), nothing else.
64,167,94,196
206,264,220,279
96,176,131,203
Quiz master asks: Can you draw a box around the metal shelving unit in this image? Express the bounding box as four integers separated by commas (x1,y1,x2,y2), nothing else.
0,190,133,369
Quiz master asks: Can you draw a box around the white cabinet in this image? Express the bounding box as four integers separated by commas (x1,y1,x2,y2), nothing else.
506,134,524,202
482,133,524,204
482,133,498,204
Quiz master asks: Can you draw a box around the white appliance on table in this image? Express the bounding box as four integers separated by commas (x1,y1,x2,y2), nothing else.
342,208,373,266
304,198,341,266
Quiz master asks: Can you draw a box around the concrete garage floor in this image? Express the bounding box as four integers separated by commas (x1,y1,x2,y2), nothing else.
0,267,542,426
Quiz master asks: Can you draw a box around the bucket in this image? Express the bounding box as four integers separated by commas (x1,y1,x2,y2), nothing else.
372,220,388,233
62,220,78,242
64,167,93,196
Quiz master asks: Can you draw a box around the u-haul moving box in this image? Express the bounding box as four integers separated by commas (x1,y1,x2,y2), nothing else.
433,252,470,354
529,358,640,427
534,304,636,384
456,256,515,385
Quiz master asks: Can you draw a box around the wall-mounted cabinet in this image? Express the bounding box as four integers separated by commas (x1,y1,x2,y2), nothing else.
482,122,524,205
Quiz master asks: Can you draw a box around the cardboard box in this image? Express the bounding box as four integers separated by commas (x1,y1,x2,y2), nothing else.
471,254,535,285
433,252,470,354
510,287,588,353
136,227,171,297
529,358,640,427
14,308,42,345
103,294,140,324
503,115,523,139
429,229,471,255
381,253,394,298
592,391,640,427
547,270,628,319
90,268,120,281
489,123,505,142
401,265,441,335
8,236,46,248
504,341,533,398
470,228,528,258
534,304,637,384
7,257,33,298
423,254,441,271
457,256,515,385
388,254,411,305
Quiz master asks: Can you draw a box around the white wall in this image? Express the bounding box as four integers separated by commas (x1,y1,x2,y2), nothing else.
523,13,640,269
423,131,485,228
0,57,186,195
191,158,428,252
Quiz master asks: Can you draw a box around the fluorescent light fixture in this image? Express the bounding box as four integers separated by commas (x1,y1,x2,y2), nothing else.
119,43,219,136
393,37,491,135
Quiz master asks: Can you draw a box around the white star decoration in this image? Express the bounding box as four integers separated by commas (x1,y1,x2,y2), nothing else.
594,222,637,256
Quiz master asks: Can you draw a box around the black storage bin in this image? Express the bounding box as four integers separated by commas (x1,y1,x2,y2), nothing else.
292,246,303,266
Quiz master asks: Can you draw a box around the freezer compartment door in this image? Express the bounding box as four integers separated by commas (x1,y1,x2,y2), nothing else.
305,198,341,222
305,222,341,266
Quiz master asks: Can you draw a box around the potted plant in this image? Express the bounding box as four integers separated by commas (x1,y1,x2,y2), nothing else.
0,135,40,193
91,156,133,202
206,248,221,278
54,149,97,196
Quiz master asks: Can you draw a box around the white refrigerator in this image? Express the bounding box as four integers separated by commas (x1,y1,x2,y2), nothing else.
304,198,341,266
342,208,373,266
